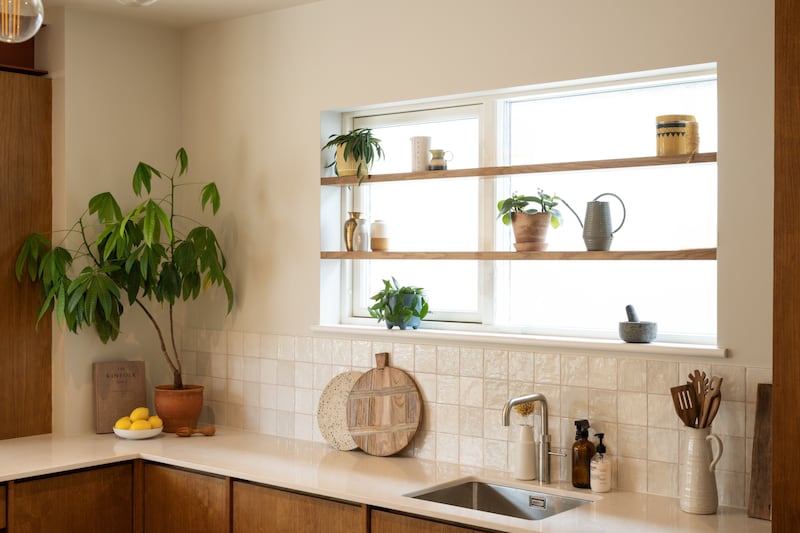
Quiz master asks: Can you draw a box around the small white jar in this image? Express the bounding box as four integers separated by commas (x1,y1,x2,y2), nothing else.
370,220,390,251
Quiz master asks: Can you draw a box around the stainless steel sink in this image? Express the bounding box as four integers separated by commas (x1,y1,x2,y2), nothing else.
406,480,593,521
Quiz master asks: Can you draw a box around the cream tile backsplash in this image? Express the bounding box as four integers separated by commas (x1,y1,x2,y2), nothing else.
180,328,770,509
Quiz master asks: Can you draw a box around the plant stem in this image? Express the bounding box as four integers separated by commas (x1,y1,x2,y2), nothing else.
134,299,182,389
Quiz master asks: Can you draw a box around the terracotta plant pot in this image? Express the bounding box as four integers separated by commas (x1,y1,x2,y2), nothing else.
154,384,204,433
511,212,551,251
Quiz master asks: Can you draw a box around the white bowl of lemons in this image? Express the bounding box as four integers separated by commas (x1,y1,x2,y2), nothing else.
113,406,164,440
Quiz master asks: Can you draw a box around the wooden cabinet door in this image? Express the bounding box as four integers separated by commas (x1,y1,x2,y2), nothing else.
143,463,229,533
232,480,364,533
371,509,489,533
0,70,52,440
10,463,132,533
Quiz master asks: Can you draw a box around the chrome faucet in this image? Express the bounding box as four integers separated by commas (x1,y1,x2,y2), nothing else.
502,392,563,483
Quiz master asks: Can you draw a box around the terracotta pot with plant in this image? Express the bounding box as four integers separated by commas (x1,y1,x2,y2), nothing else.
497,190,569,251
16,148,234,432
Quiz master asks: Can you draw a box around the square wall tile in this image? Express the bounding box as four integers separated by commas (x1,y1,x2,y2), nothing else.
535,352,561,384
711,364,746,403
562,354,588,387
647,360,678,394
415,344,437,373
618,457,647,492
618,424,648,459
647,394,678,429
484,350,509,380
588,389,617,423
460,377,484,407
560,386,588,420
618,391,647,426
460,347,484,377
648,428,678,463
746,367,772,403
647,461,678,497
618,358,646,392
589,356,618,390
437,375,460,405
391,343,414,371
509,351,534,383
437,345,460,375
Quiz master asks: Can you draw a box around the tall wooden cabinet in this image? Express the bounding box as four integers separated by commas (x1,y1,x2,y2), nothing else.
774,0,800,529
0,70,52,439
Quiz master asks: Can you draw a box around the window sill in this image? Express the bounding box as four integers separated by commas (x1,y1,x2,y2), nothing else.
311,324,727,358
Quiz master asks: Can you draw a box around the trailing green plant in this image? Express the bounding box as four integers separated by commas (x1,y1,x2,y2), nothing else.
496,189,571,229
15,147,234,390
368,277,429,326
322,127,385,183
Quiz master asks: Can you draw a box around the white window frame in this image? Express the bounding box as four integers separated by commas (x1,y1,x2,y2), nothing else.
327,63,719,345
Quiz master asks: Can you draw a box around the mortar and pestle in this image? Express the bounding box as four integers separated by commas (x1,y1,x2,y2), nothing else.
619,304,657,343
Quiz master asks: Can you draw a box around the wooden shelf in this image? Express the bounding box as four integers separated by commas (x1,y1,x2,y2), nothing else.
320,248,717,261
320,152,717,186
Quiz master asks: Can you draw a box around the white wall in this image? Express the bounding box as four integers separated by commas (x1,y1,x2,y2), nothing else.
180,0,774,367
40,7,182,433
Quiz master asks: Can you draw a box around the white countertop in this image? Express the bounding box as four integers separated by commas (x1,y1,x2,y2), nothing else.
0,428,770,533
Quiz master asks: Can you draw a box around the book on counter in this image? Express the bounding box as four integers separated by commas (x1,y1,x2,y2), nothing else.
93,361,146,434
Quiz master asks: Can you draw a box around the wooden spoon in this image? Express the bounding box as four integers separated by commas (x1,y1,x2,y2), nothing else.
699,377,723,428
175,425,216,437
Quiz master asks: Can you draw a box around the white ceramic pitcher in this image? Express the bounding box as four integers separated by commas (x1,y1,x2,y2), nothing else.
680,426,723,514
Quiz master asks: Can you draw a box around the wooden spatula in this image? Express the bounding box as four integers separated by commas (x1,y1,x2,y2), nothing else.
670,384,698,427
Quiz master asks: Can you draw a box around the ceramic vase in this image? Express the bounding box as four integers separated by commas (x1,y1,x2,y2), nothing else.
680,426,723,514
344,211,361,252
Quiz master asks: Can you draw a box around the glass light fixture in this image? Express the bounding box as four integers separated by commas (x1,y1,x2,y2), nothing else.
0,0,44,44
116,0,160,6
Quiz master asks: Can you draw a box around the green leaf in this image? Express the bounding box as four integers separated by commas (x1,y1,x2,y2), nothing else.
201,183,221,214
176,147,188,175
88,192,123,223
132,162,160,196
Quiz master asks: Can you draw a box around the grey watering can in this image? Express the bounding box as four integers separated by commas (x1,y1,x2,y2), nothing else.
565,193,626,251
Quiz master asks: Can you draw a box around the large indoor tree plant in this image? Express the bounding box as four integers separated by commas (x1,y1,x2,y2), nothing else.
15,147,233,431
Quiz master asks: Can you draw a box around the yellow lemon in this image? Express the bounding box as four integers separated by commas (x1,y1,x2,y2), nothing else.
148,415,163,429
130,419,152,430
114,417,132,430
130,406,150,421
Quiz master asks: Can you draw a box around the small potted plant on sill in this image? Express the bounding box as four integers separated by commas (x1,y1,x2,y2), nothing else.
15,147,234,433
322,127,385,183
497,189,571,251
368,277,429,330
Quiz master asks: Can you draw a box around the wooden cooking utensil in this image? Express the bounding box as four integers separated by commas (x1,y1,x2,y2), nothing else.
670,384,698,427
699,376,723,428
175,425,216,437
688,370,708,409
346,352,421,456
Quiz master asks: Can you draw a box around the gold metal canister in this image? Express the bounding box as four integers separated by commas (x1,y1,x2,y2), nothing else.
656,114,698,156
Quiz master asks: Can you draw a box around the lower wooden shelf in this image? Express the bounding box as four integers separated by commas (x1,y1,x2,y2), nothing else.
320,248,717,261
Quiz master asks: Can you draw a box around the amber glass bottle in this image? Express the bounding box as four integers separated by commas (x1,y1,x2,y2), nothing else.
572,419,596,488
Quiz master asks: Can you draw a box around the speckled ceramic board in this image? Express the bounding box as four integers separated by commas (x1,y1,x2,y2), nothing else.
317,371,363,451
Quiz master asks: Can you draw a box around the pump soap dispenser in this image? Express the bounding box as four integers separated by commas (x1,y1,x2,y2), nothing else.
590,433,611,493
572,419,596,489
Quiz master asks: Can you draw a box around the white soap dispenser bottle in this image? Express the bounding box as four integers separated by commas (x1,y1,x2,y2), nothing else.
590,432,611,492
513,424,537,480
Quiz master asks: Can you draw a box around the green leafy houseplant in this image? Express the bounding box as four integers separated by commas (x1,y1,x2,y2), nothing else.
322,127,385,183
15,147,234,390
368,277,429,330
496,189,568,229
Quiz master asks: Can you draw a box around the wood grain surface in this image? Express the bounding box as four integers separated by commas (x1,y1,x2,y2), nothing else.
774,0,800,528
748,383,772,520
347,353,421,456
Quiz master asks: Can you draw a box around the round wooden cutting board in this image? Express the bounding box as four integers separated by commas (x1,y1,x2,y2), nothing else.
346,352,421,457
317,370,363,451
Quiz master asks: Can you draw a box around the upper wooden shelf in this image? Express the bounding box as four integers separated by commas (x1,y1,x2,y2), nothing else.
320,152,717,186
320,249,717,261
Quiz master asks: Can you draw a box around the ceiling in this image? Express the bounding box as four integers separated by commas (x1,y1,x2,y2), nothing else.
44,0,321,29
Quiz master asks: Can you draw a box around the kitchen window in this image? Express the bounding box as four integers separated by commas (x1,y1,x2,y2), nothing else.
330,64,718,344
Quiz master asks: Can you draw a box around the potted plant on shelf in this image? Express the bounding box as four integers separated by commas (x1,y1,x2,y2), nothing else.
368,277,429,330
497,189,569,251
322,127,385,183
15,147,234,432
